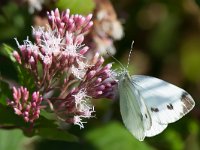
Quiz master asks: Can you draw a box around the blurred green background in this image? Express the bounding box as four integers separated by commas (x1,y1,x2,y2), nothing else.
0,0,200,150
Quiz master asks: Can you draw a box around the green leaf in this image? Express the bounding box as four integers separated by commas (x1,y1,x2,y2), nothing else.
35,128,78,142
0,44,35,90
84,121,155,150
56,0,95,15
40,109,57,121
0,44,15,62
0,104,77,142
15,65,35,91
0,80,12,105
0,44,19,81
29,109,77,142
0,129,32,150
0,104,27,127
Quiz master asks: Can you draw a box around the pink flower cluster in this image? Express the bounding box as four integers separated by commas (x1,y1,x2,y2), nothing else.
10,8,116,128
7,87,42,123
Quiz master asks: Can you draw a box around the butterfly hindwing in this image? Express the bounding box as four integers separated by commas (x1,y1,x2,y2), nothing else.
144,116,168,137
119,74,152,141
131,75,195,137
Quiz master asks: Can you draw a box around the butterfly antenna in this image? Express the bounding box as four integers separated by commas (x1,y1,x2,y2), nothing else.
106,50,125,69
126,40,134,69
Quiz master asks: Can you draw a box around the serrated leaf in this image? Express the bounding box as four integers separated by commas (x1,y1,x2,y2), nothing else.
56,0,95,15
85,121,155,150
35,127,78,142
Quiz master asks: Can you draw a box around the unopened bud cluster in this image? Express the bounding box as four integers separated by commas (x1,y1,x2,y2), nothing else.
8,87,42,123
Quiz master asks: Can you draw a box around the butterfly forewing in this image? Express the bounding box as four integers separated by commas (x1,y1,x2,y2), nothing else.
119,74,151,141
131,75,195,134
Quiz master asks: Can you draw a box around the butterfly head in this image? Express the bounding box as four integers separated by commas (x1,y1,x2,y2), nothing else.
117,41,134,79
108,41,134,82
113,67,131,83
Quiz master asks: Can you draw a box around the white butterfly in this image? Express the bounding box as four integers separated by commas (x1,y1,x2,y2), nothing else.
118,71,195,141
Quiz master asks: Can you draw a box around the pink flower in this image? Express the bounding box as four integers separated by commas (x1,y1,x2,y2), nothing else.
11,8,116,128
7,87,42,123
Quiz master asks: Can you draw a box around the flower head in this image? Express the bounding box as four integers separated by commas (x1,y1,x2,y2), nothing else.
11,8,117,128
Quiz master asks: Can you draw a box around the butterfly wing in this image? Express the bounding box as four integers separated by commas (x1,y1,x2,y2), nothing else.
119,74,152,141
131,75,195,137
144,115,168,137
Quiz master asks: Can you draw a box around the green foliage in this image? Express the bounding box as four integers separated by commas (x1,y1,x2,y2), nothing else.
35,128,78,142
189,120,199,135
148,14,180,57
0,104,77,142
0,104,28,127
184,120,200,150
0,44,18,80
163,129,184,150
0,2,29,41
0,129,31,150
0,44,35,90
0,80,11,105
56,0,95,15
85,121,155,150
0,44,15,62
180,37,200,82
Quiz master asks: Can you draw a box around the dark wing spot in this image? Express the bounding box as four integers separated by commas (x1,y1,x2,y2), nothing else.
145,114,148,118
181,92,188,99
151,107,159,112
167,103,173,110
181,92,195,113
